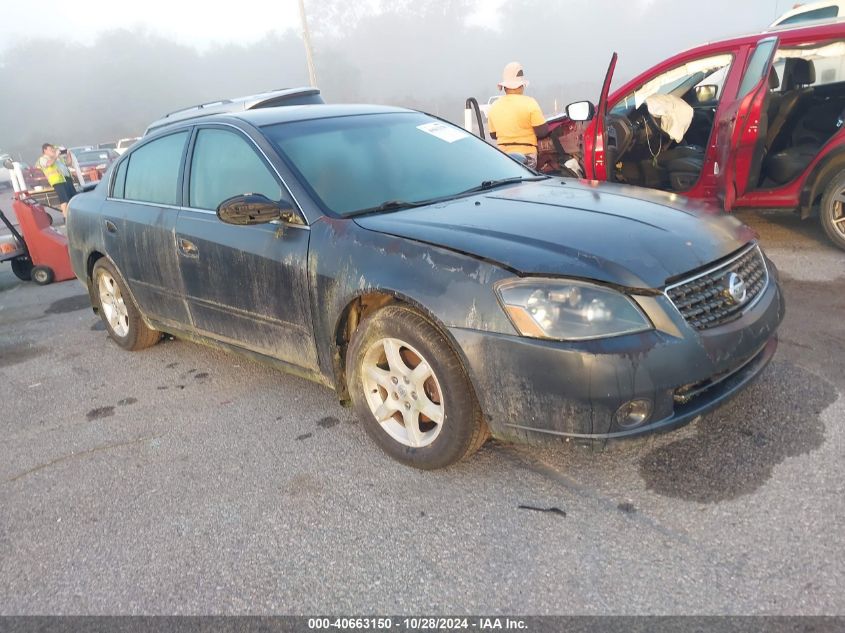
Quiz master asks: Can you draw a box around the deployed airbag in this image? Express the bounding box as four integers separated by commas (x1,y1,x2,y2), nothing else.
645,94,694,143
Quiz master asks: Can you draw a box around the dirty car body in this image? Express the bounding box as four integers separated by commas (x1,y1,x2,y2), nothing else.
66,104,784,468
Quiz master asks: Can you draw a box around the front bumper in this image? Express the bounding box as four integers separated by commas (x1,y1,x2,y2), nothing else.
449,276,785,442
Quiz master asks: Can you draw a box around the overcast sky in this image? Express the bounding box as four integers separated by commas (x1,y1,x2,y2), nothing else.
2,0,796,53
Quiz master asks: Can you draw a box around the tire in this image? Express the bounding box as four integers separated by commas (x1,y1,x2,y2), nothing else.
91,258,160,351
11,257,33,281
820,171,845,251
346,304,488,469
31,265,54,285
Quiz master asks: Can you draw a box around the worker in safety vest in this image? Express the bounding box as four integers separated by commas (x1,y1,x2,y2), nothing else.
36,143,76,216
487,62,549,170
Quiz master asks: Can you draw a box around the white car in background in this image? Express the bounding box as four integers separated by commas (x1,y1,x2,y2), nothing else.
115,137,141,155
478,95,501,120
771,1,845,26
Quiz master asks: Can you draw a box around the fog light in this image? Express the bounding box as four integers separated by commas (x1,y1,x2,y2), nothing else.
614,399,653,429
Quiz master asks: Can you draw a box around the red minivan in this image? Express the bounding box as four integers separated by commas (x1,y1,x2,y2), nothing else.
555,20,845,250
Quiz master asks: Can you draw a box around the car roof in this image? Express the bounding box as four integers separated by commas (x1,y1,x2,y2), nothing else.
145,103,416,136
668,19,845,58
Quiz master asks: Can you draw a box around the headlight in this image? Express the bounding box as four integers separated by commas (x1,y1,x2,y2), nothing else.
495,279,651,341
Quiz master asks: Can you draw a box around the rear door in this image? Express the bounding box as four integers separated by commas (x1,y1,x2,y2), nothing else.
716,37,779,209
175,125,318,369
585,53,618,180
105,130,192,327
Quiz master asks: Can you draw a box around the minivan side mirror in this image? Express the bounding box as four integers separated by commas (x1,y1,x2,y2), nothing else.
217,194,295,226
2,158,13,170
695,84,718,103
566,101,596,122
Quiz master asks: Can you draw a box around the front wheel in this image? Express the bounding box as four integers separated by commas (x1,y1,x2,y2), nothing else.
346,305,488,469
92,258,161,351
31,265,54,285
820,172,845,251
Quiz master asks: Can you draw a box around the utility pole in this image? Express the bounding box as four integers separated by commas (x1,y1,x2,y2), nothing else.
299,0,318,87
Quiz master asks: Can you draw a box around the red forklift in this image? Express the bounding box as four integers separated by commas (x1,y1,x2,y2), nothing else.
0,157,74,285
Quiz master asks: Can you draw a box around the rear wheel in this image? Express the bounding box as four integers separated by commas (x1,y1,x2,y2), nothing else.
11,257,33,281
346,305,488,469
31,266,54,285
92,259,160,351
820,172,845,251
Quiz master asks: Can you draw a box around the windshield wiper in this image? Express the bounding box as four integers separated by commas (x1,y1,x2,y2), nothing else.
456,175,549,196
346,199,429,218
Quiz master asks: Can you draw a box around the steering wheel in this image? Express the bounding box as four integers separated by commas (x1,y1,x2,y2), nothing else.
633,103,665,140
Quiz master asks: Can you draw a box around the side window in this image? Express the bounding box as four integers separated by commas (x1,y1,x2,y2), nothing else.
111,158,128,198
188,128,282,211
772,40,845,88
123,131,189,206
737,39,778,100
610,54,734,115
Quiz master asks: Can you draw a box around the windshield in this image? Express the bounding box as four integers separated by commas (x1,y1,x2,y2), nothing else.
263,112,532,217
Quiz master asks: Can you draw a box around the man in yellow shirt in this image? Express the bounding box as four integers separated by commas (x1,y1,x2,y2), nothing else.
36,143,76,216
487,62,549,170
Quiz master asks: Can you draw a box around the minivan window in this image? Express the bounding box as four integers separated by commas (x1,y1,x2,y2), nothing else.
737,39,778,100
123,131,189,206
777,6,838,25
188,128,282,211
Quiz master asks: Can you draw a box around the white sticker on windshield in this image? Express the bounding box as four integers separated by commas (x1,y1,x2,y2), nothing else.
416,122,470,143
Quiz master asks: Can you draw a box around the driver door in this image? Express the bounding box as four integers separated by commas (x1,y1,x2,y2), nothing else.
584,53,618,180
716,37,779,210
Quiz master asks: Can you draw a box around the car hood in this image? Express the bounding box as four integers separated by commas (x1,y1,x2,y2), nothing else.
353,179,755,289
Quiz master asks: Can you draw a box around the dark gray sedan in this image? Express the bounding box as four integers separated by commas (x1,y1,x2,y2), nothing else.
66,105,784,469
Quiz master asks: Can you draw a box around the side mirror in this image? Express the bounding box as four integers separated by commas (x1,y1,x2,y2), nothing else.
216,194,295,226
695,84,718,103
566,101,596,122
2,158,13,170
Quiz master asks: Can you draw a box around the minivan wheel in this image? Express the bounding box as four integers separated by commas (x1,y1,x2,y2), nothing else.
820,172,845,251
92,259,161,351
346,305,488,469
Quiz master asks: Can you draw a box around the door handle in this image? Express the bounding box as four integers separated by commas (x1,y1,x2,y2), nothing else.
177,237,199,258
105,220,118,234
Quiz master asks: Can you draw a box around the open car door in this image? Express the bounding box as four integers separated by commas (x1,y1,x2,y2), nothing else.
716,37,779,210
585,53,618,180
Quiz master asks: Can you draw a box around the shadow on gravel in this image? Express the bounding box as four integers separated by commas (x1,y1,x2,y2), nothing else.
639,360,836,503
45,294,90,315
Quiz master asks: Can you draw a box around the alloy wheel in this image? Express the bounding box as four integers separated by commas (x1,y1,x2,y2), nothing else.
361,337,445,448
97,271,130,338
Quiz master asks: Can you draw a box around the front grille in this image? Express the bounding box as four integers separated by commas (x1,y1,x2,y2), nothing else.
665,244,768,331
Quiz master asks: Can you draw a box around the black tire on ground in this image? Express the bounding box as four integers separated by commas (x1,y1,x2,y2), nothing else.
11,257,33,281
820,171,845,251
31,265,54,285
346,304,488,469
91,258,161,351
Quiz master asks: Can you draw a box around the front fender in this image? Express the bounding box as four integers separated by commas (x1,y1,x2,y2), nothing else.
308,217,517,382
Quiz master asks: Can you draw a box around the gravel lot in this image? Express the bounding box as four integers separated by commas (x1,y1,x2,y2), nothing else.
1,191,843,615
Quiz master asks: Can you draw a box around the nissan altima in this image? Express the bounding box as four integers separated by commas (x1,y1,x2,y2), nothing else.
66,104,784,469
